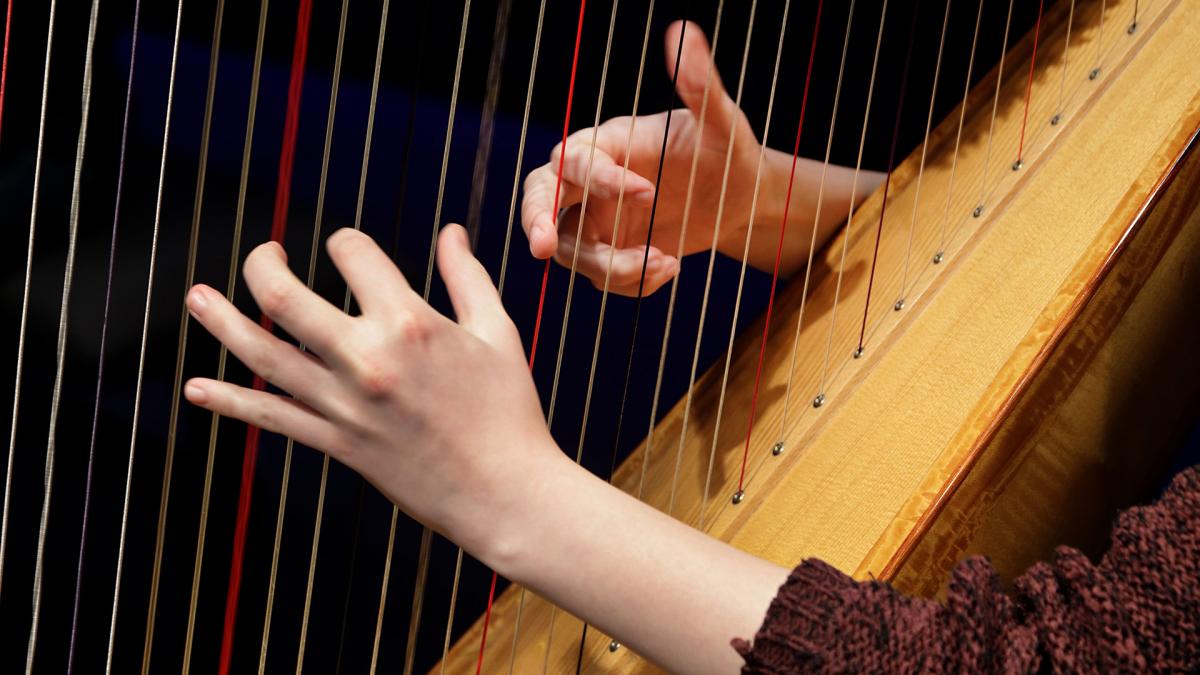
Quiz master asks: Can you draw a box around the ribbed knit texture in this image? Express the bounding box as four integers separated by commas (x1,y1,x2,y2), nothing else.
735,466,1200,673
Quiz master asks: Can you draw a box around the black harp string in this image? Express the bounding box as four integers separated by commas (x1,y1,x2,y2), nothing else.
0,0,55,601
854,0,920,358
141,0,225,669
465,0,514,249
668,0,761,524
699,0,793,522
660,0,728,517
294,0,351,669
68,0,142,670
814,0,888,403
27,1,100,670
776,0,858,445
607,1,690,501
538,0,626,667
260,0,340,669
569,0,679,667
180,0,271,670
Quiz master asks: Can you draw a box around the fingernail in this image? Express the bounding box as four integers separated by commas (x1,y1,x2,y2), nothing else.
186,287,208,316
184,382,208,405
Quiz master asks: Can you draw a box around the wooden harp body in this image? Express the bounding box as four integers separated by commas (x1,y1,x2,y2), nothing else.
445,0,1200,671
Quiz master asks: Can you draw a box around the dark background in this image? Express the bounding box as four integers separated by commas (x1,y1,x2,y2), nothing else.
0,0,1165,673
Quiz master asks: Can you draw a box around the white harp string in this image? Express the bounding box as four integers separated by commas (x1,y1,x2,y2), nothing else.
27,1,99,670
142,0,225,669
539,2,627,668
816,0,889,401
776,0,857,448
180,1,271,670
0,0,55,603
975,0,1015,216
700,0,793,524
935,0,983,261
262,0,350,671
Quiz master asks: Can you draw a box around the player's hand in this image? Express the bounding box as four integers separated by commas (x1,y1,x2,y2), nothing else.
182,226,563,560
521,20,763,297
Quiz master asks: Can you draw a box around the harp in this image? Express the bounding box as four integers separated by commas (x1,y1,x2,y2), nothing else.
0,0,1197,674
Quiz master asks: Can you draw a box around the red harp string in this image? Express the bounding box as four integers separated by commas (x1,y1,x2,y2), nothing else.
737,0,825,492
475,1,590,672
218,0,313,671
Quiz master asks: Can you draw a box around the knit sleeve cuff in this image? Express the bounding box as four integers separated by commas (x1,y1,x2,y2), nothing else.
732,559,858,673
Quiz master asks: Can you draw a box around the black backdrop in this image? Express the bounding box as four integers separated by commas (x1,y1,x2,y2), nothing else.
0,0,1055,672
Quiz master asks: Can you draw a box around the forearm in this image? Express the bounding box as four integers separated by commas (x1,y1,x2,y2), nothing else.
482,449,789,675
737,148,885,275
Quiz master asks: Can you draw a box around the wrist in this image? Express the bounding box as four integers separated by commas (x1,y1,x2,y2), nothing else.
472,443,585,581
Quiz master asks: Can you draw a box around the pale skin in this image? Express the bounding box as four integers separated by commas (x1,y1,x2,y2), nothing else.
184,23,881,675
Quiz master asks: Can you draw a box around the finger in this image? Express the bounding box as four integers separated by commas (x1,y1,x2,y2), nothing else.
325,228,415,315
437,224,523,354
187,284,340,404
521,164,566,259
241,242,353,356
556,233,679,298
553,128,656,206
184,377,342,455
665,20,737,135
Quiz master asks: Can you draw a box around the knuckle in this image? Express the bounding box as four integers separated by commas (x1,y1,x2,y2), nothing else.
259,278,295,316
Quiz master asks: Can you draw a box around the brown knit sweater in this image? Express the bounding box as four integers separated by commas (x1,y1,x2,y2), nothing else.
735,466,1200,673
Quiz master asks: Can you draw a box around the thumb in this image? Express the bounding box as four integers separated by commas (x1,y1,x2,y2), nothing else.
665,20,737,135
436,224,523,355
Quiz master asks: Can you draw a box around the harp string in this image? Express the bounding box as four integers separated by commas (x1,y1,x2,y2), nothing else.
855,0,920,358
897,0,952,305
815,0,889,402
182,0,272,670
372,0,472,668
301,0,394,670
699,0,792,520
142,0,226,669
217,2,314,671
777,0,856,454
292,0,349,669
608,0,689,502
935,0,983,262
260,0,336,662
27,1,100,670
0,0,10,145
0,0,54,601
539,0,627,665
68,0,142,669
569,0,677,665
975,0,1015,216
656,0,728,516
1015,0,1046,167
371,6,435,675
670,0,758,524
1055,0,1077,123
496,0,549,300
735,0,824,491
499,0,581,664
1093,0,1107,76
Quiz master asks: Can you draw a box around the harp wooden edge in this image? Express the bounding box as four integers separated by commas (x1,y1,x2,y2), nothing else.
866,73,1200,589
